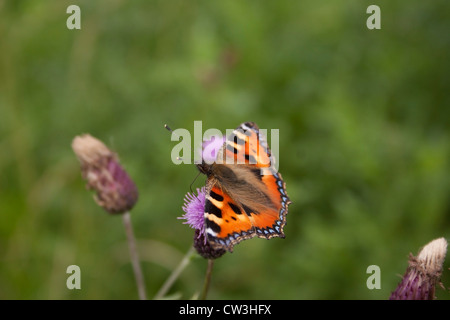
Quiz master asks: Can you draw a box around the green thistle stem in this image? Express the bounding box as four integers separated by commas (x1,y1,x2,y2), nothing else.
122,211,147,300
200,259,214,300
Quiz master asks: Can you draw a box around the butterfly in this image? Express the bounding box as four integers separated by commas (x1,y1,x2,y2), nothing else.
197,122,291,252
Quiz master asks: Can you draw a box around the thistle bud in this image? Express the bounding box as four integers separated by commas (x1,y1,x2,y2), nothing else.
390,237,447,300
72,134,138,214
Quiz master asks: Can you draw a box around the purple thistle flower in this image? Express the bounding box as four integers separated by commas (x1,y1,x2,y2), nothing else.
179,187,207,240
179,186,226,259
390,237,447,300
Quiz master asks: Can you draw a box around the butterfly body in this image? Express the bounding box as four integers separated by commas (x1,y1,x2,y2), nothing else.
198,122,291,252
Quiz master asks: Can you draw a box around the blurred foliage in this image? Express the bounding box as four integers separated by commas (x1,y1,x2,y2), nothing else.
0,0,449,300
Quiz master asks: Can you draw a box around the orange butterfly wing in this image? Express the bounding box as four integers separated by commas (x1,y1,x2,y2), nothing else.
204,122,291,252
222,122,272,169
204,185,256,245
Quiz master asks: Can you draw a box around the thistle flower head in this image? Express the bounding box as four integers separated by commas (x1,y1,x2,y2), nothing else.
72,134,138,214
390,237,448,300
179,187,225,259
179,187,207,237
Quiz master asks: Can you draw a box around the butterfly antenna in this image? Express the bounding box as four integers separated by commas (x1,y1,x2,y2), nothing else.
165,123,199,161
189,171,202,194
165,124,184,162
164,124,178,138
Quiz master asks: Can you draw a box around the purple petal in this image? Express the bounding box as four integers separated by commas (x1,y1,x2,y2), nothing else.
179,187,207,240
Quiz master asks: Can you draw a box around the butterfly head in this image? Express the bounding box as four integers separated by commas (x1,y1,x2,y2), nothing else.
196,161,212,175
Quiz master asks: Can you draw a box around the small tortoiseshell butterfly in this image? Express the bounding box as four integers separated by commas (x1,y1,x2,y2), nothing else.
197,122,291,252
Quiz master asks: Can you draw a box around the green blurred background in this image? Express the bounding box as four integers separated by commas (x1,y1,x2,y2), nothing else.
1,0,449,300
